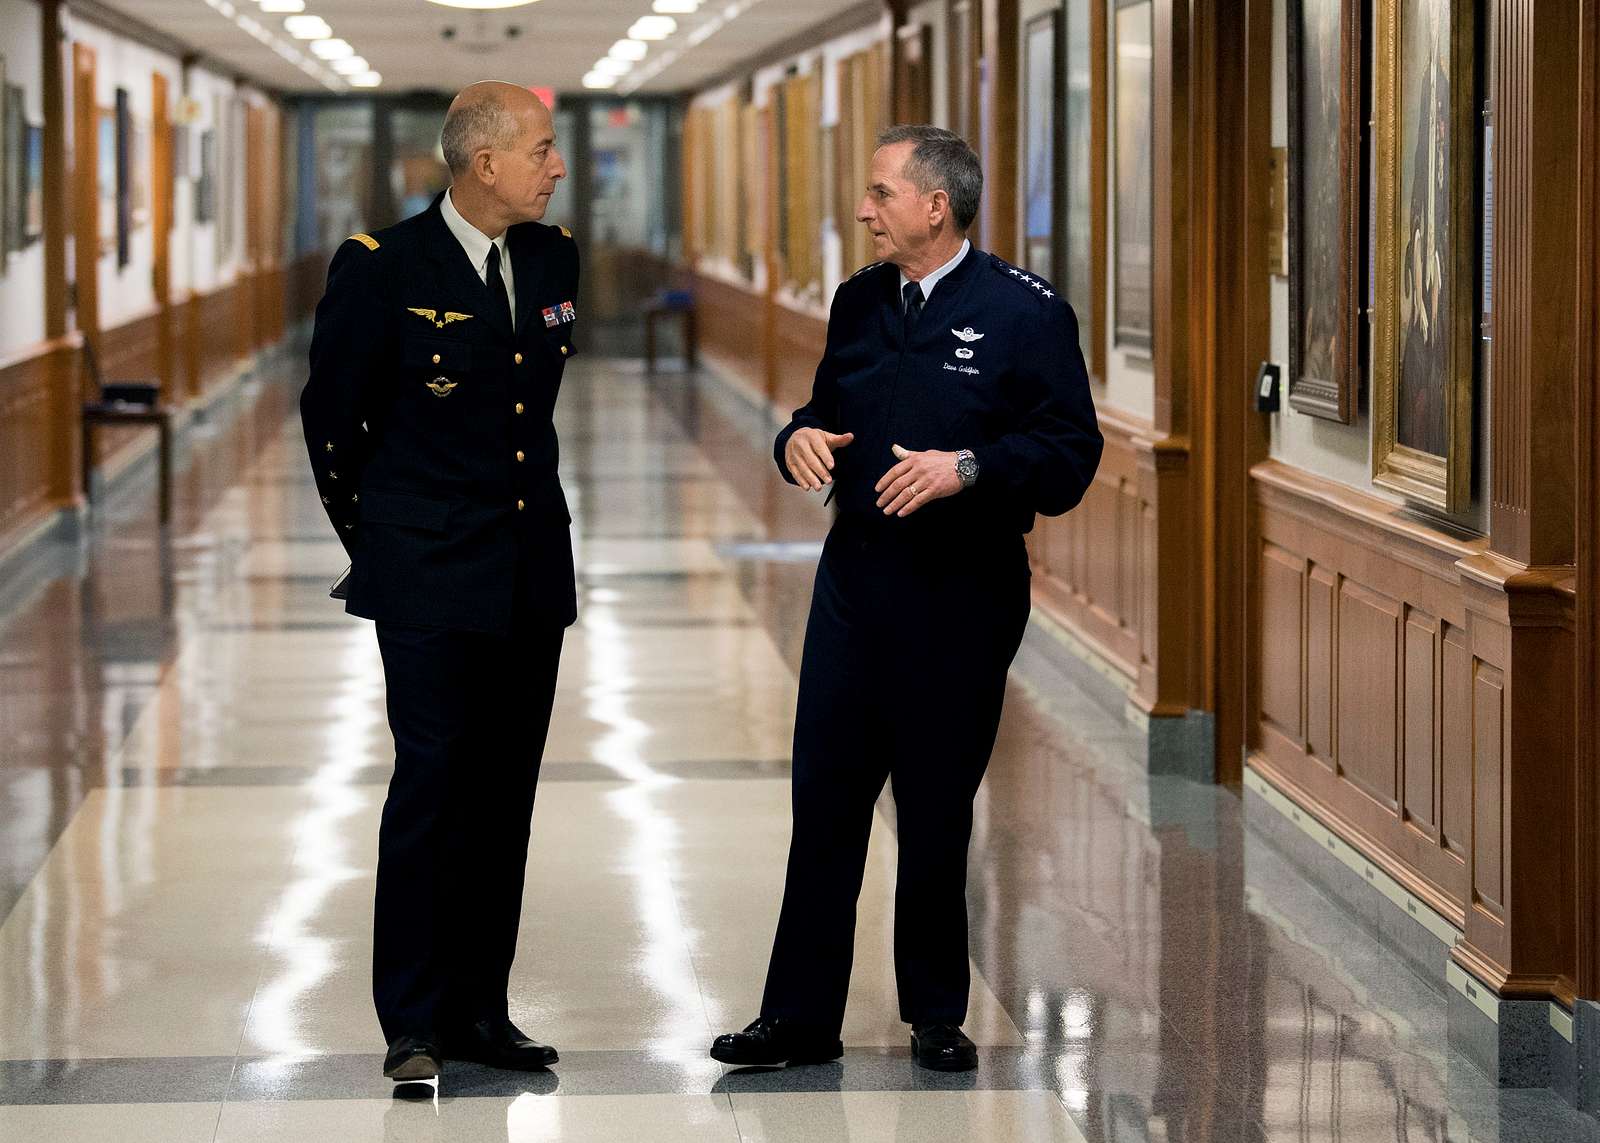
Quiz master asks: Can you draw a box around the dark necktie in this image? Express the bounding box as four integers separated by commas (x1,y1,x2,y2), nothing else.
902,280,924,339
486,242,512,331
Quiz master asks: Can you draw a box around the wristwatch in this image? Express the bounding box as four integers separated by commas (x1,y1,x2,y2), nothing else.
954,449,979,490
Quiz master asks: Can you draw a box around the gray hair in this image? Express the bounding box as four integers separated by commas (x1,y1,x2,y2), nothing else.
876,125,983,231
441,96,523,176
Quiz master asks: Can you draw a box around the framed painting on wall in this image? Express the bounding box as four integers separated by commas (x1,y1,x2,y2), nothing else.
2,82,19,258
1061,0,1106,379
195,128,215,224
97,107,117,258
1371,0,1475,511
129,115,150,229
114,87,131,268
947,0,978,148
1288,0,1366,423
1112,0,1153,355
23,122,41,244
1021,11,1060,282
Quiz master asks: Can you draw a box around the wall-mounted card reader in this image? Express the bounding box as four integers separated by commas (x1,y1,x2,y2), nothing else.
1255,362,1281,413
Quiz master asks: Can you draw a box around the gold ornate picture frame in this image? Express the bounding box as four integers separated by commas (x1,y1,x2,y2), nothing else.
1371,0,1475,511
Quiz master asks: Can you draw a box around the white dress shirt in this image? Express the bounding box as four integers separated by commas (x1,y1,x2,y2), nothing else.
441,187,516,327
899,238,972,306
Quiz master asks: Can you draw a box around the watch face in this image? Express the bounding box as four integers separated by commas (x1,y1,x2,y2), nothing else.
956,456,979,480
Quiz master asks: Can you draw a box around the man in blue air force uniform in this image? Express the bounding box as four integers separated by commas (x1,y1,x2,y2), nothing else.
712,126,1103,1072
300,81,579,1083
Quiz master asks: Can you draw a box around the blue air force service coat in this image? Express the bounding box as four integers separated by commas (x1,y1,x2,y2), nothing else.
775,249,1104,539
300,193,580,634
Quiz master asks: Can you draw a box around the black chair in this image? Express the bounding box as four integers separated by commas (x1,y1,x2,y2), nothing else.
643,287,697,374
79,335,175,524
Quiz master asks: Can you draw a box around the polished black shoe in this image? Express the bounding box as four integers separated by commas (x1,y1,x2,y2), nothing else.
910,1023,978,1072
710,1017,843,1066
383,1034,442,1081
441,1017,558,1070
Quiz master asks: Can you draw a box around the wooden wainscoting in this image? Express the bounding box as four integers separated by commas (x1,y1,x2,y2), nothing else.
1028,407,1154,682
0,337,77,553
771,299,827,415
184,279,249,401
693,270,770,400
1249,459,1483,926
287,251,328,326
1249,458,1576,998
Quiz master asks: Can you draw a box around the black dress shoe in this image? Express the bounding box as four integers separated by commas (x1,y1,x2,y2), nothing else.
441,1017,558,1070
910,1023,977,1072
709,1017,843,1066
383,1034,442,1081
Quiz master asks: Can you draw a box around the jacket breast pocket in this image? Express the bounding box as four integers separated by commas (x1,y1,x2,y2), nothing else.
360,488,453,533
403,337,474,373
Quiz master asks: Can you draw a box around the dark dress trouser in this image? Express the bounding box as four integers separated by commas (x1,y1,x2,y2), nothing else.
371,580,564,1043
760,517,1031,1034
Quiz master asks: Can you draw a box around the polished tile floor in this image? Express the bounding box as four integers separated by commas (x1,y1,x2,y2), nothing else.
0,349,1596,1141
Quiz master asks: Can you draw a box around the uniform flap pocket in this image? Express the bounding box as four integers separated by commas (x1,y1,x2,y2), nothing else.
542,327,578,360
402,337,473,372
360,489,452,532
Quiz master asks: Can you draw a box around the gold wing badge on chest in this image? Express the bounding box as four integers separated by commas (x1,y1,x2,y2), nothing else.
407,307,474,330
426,378,458,397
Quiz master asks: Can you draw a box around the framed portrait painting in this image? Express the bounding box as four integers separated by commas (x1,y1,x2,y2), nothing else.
1287,0,1365,423
1061,0,1106,378
2,83,20,258
1112,0,1154,355
1021,11,1060,282
97,107,117,258
23,122,41,244
1371,0,1475,511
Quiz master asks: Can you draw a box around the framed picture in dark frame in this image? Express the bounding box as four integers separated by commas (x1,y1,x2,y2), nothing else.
114,87,131,268
1021,10,1061,283
1112,0,1153,355
2,82,21,258
1287,0,1366,423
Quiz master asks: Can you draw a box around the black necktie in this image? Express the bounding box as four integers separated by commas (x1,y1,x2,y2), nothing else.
486,242,512,330
902,280,924,339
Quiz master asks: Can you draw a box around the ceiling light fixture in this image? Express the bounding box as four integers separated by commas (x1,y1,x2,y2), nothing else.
282,14,331,38
628,15,676,39
332,55,369,74
609,39,648,61
424,0,538,8
594,57,631,76
349,70,383,87
582,71,617,89
310,37,354,59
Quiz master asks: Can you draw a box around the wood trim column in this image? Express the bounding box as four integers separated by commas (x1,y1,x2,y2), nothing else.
979,0,1018,261
1451,0,1582,1006
152,71,174,397
41,0,76,509
71,42,99,391
1574,0,1600,1003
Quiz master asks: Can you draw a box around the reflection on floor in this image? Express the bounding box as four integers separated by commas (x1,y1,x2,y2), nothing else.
0,350,1594,1141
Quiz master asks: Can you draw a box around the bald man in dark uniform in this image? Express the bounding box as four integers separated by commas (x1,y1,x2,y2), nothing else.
301,81,579,1083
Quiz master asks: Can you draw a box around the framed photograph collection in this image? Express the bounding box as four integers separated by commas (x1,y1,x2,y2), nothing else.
0,58,43,273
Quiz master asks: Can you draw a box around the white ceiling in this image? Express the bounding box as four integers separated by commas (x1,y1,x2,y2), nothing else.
91,0,872,96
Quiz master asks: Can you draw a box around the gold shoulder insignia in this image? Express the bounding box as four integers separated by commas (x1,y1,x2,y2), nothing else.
349,233,380,251
558,226,572,239
442,312,473,325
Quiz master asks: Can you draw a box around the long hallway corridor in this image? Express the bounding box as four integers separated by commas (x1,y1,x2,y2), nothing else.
0,353,1595,1142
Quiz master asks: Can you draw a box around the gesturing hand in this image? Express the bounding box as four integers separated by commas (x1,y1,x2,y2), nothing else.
875,444,963,516
785,428,855,491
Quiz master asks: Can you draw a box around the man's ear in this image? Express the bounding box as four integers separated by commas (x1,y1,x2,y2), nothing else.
927,189,950,228
473,148,496,186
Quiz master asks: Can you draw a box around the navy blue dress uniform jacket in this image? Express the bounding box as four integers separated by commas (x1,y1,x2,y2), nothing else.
301,192,580,634
774,248,1103,538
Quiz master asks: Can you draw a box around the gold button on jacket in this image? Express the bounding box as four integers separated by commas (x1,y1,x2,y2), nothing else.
516,451,526,462
516,499,526,511
515,402,525,414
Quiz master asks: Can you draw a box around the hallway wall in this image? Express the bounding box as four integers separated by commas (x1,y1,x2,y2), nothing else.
0,0,309,562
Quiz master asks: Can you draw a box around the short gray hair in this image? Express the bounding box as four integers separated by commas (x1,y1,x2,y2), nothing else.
876,125,983,231
441,96,523,176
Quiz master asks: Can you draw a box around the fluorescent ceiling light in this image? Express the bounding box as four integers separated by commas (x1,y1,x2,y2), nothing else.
609,39,648,61
310,37,353,58
594,57,631,76
332,55,368,74
257,0,305,12
629,15,676,39
283,14,331,37
582,71,616,89
653,0,699,11
424,0,539,8
349,70,382,87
